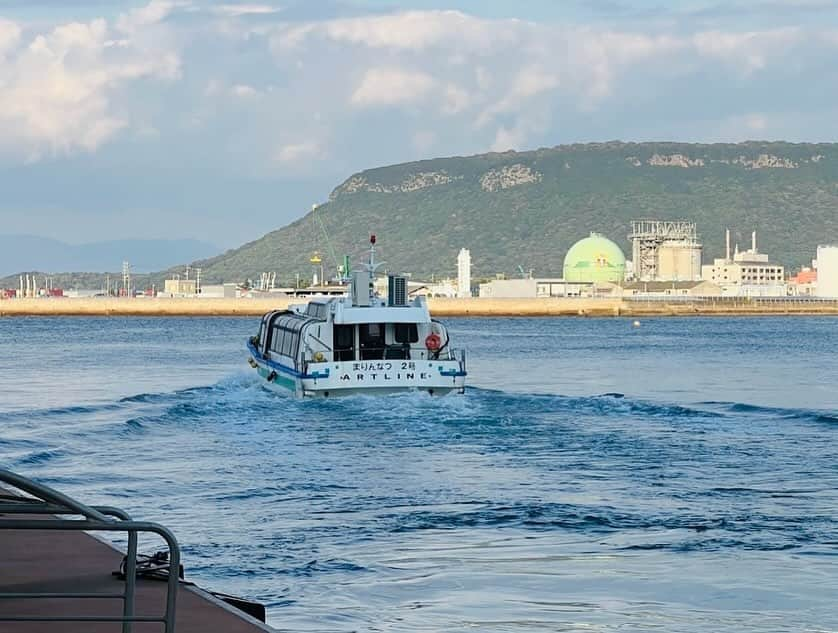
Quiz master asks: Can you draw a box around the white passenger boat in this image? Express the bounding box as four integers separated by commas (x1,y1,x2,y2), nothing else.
247,236,466,397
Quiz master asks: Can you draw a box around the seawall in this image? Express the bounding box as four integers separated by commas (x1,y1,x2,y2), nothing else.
2,297,838,317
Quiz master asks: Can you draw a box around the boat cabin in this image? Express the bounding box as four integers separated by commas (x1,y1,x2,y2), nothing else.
253,296,444,369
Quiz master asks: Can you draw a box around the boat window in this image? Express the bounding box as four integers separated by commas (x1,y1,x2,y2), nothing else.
271,325,285,354
393,323,419,344
282,330,294,357
306,303,329,320
359,323,385,360
269,314,319,359
265,311,286,352
291,332,301,359
334,325,354,362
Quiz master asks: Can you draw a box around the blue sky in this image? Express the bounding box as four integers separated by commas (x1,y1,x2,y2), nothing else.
1,0,837,248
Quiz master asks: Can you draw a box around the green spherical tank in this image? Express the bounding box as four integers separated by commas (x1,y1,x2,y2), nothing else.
563,233,626,282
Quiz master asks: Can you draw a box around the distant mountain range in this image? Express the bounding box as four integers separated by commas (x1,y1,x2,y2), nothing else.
3,140,838,289
0,236,219,278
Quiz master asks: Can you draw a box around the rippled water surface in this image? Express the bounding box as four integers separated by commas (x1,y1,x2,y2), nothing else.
1,316,837,632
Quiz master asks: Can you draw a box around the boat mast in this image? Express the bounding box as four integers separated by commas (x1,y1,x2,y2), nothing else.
369,234,376,273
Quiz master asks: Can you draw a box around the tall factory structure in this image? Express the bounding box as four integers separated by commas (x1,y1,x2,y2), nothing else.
457,248,472,298
629,220,703,281
816,245,838,297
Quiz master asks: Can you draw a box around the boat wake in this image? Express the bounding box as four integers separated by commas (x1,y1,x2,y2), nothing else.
3,374,836,446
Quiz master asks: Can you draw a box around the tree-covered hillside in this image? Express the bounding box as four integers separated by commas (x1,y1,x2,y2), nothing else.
4,141,838,288
186,141,838,283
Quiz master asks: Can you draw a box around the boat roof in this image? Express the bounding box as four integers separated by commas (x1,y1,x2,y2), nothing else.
291,295,432,324
333,304,430,324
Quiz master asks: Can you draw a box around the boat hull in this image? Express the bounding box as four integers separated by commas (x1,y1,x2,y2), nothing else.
249,354,466,398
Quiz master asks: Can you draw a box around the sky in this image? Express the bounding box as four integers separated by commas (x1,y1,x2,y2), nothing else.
1,0,837,248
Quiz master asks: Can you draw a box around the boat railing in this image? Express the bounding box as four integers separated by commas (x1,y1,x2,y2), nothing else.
451,348,466,370
0,468,180,633
316,345,462,363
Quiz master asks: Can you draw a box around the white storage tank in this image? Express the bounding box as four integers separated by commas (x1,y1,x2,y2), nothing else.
816,245,838,297
657,242,703,281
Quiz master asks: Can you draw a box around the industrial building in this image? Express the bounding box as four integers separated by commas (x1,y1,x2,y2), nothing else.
816,245,838,297
198,283,238,298
701,230,786,296
612,280,722,298
163,278,197,297
629,220,703,281
563,233,626,283
478,278,599,298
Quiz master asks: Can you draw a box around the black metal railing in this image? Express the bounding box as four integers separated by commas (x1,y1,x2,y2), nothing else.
0,468,180,632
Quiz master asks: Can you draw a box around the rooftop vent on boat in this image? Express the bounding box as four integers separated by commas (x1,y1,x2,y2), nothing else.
388,275,408,307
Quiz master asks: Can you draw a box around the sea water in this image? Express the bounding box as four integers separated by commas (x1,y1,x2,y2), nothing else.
0,316,836,632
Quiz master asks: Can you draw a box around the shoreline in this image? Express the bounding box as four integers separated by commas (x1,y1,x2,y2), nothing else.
2,297,838,317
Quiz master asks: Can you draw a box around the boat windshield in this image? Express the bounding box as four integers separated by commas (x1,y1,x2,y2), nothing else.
359,323,384,359
332,323,421,361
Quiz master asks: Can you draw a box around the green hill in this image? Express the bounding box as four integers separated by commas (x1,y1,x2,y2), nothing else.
188,141,837,284
4,141,838,289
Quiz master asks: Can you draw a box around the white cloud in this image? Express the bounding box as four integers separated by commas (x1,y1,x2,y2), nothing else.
212,4,282,18
0,19,21,59
206,79,262,99
259,9,838,158
280,10,505,53
274,140,322,163
488,114,549,152
116,0,183,34
231,83,259,98
350,67,435,108
2,5,836,174
0,3,181,162
476,66,558,128
510,66,560,100
692,28,802,73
